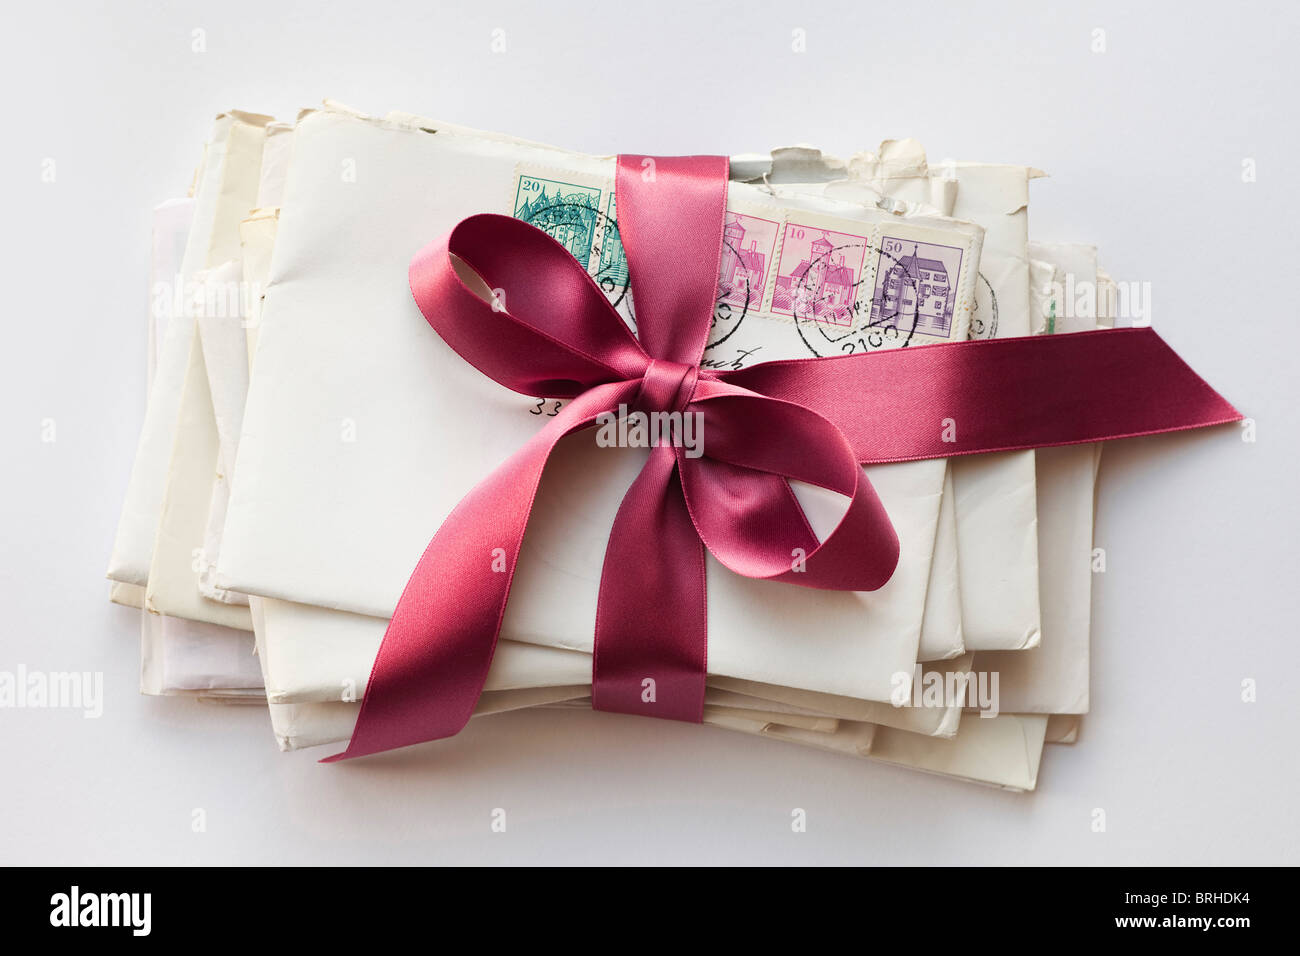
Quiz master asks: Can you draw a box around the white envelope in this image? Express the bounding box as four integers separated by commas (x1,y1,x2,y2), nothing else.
250,601,844,750
869,714,1047,791
1044,714,1081,745
261,660,1045,790
116,182,266,692
218,106,985,701
978,242,1102,714
107,114,230,589
839,144,1043,651
110,197,197,615
143,110,272,628
139,611,262,695
256,592,974,738
107,111,270,593
144,261,252,630
725,146,967,663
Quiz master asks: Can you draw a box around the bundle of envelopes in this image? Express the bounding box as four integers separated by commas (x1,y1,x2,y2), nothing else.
107,101,1118,790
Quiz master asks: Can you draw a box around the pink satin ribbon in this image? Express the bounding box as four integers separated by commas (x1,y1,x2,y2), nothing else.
325,155,1240,762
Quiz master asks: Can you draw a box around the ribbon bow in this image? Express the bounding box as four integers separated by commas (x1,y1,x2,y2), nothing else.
326,155,1239,762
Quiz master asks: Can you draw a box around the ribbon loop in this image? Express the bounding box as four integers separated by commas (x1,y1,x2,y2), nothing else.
410,214,648,397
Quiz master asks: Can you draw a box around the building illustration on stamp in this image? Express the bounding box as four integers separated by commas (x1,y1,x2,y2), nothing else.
513,176,602,270
871,238,961,338
772,227,866,326
717,212,779,309
598,192,629,287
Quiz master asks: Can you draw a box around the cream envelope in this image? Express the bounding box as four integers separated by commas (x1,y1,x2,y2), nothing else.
869,714,1047,791
707,656,973,738
836,145,1043,651
751,169,965,664
977,242,1103,715
762,181,964,665
107,111,270,592
250,600,843,750
920,467,963,660
108,114,229,589
1045,714,1081,745
264,697,838,753
262,667,1045,790
120,188,265,691
145,261,252,630
255,594,973,738
144,112,272,628
111,197,197,615
218,106,985,701
193,128,294,605
240,208,278,363
249,566,1036,788
194,270,251,606
110,582,145,609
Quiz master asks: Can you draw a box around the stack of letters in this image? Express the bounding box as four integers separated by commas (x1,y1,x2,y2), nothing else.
106,101,1124,790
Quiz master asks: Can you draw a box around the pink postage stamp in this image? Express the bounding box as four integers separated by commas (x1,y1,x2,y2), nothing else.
716,210,781,312
770,221,869,326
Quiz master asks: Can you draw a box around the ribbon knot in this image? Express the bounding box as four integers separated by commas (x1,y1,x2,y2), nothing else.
635,359,699,416
325,153,1240,762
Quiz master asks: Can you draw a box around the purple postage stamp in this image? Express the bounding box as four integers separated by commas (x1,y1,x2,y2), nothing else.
869,235,964,339
771,222,869,326
716,210,781,311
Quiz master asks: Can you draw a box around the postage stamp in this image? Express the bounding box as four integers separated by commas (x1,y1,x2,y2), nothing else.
770,219,870,326
869,231,965,340
717,209,781,312
511,169,606,272
595,191,628,287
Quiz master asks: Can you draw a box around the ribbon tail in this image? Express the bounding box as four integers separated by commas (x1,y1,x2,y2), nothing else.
719,328,1242,464
325,380,640,762
592,444,707,722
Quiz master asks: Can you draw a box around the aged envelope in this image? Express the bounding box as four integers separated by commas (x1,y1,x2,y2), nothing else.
108,114,230,590
111,197,197,614
838,144,1043,652
142,111,273,628
868,714,1047,791
144,260,252,630
107,111,271,592
976,241,1103,715
139,610,262,695
260,656,1045,790
249,600,844,748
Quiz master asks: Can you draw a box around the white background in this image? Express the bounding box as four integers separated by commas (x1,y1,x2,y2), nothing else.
2,0,1297,865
